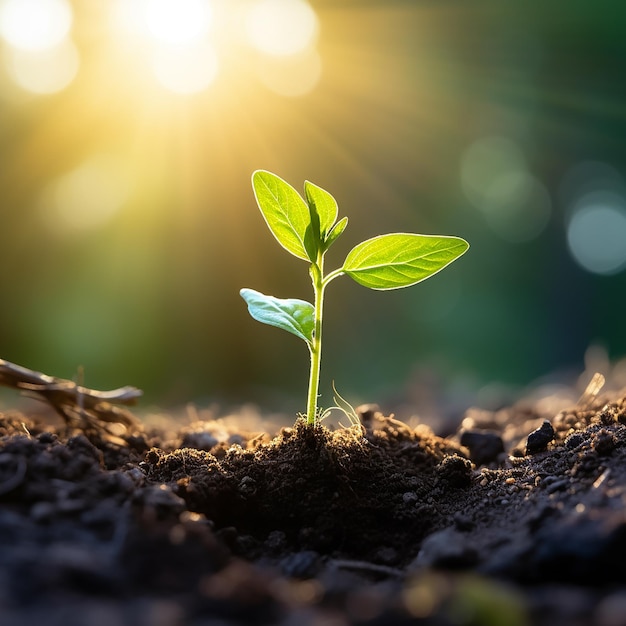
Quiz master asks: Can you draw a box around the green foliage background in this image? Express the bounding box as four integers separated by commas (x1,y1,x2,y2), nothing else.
0,0,625,414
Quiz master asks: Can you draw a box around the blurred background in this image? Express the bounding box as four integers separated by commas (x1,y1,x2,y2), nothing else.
1,0,625,420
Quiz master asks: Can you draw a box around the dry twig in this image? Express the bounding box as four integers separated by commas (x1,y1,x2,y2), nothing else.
0,357,142,434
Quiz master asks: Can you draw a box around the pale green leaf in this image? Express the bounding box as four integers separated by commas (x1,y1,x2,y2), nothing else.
240,288,315,345
343,233,469,290
252,170,312,262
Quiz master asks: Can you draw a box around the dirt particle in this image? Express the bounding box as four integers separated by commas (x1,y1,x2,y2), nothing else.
180,430,218,451
525,420,555,455
280,550,321,578
412,527,478,569
238,476,257,496
265,530,287,553
565,432,586,450
573,451,602,477
453,512,474,531
545,478,569,494
36,431,57,444
592,429,616,455
126,434,149,453
402,491,418,504
436,455,473,488
599,404,619,425
373,546,399,565
459,429,504,466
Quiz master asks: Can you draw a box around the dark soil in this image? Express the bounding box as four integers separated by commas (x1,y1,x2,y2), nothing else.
2,374,626,626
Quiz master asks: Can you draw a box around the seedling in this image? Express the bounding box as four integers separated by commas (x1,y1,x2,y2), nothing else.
240,170,469,426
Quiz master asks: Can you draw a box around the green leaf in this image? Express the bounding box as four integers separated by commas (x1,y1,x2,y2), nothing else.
252,170,312,262
303,180,340,260
240,288,315,345
323,216,348,250
304,180,338,237
303,201,322,262
343,233,469,290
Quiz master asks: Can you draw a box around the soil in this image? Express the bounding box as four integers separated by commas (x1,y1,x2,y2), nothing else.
2,371,626,626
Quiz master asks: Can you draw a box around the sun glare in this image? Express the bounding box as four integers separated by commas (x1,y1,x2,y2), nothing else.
143,0,212,45
255,47,321,97
245,0,318,57
4,38,79,94
1,0,324,96
0,0,73,51
151,42,219,94
114,0,213,44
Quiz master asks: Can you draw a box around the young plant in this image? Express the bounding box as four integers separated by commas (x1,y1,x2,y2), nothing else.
240,170,469,426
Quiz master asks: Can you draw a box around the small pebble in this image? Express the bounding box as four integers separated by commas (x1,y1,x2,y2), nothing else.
526,420,555,455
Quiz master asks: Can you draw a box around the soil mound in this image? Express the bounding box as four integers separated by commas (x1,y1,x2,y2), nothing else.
1,384,626,625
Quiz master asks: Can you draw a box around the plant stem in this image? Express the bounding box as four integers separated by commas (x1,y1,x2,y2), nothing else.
306,259,325,425
305,260,345,425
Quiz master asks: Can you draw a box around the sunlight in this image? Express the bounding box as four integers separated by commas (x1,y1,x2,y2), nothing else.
41,155,131,235
255,47,321,97
112,0,218,94
114,0,212,45
143,0,212,45
109,0,323,96
245,0,318,57
0,0,72,51
4,38,79,94
151,41,219,94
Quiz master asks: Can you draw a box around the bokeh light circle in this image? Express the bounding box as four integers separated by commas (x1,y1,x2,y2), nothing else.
481,171,552,243
245,0,318,57
151,42,218,94
460,136,551,242
461,136,526,209
0,0,73,51
143,0,212,45
4,38,79,94
566,192,626,275
41,155,131,235
255,47,321,97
